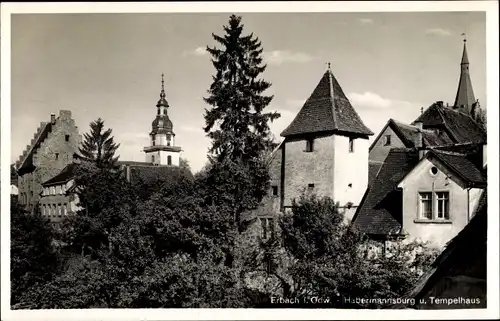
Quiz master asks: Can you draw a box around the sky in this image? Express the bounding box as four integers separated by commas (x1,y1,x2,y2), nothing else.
10,12,486,173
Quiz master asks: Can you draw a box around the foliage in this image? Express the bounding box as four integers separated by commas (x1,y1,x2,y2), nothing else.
78,118,120,169
204,14,280,163
10,198,60,306
270,194,439,308
475,106,487,133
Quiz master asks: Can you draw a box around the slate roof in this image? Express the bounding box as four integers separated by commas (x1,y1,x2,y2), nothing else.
42,163,78,187
369,119,454,152
121,163,193,185
368,162,383,187
453,41,476,110
281,69,373,138
352,148,420,235
429,149,486,186
413,102,486,144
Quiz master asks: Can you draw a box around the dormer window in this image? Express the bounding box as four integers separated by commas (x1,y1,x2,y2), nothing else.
384,135,391,146
305,138,314,152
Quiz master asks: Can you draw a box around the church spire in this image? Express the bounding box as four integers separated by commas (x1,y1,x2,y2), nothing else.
453,37,476,115
157,73,169,108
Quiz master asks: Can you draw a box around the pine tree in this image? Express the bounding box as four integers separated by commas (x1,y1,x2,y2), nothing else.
204,14,280,164
78,118,120,168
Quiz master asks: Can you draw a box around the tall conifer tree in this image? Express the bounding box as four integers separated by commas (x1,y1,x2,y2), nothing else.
78,118,120,169
204,14,280,163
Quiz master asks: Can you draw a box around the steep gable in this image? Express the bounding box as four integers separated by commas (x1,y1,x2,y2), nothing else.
281,69,373,138
16,122,52,175
352,148,420,235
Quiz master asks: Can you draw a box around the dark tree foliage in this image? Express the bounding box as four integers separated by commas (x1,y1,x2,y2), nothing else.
11,198,60,306
204,14,280,163
78,118,120,169
272,195,439,308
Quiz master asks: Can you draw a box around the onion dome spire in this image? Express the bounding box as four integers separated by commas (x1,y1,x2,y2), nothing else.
157,73,169,107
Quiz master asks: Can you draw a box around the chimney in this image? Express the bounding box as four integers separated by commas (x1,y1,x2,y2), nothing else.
414,120,425,159
50,114,56,124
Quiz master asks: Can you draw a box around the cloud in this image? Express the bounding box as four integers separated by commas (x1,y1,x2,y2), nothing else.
348,92,394,109
179,125,203,133
425,28,452,36
268,109,296,140
183,46,208,57
286,99,305,108
359,18,374,25
264,50,316,66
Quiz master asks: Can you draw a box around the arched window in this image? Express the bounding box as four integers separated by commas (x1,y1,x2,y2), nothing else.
167,155,172,165
152,155,155,163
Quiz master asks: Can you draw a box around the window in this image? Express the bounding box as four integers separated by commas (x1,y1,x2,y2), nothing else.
152,155,155,163
260,218,274,240
384,135,391,146
305,138,314,152
349,137,355,153
152,139,156,146
65,135,70,142
271,185,278,196
167,155,172,165
419,192,433,219
308,183,315,192
55,153,59,160
430,166,439,176
419,191,450,221
167,135,172,147
436,192,450,220
63,204,67,216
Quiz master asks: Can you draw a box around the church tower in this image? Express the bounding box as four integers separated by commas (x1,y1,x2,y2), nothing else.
143,74,181,166
453,38,478,116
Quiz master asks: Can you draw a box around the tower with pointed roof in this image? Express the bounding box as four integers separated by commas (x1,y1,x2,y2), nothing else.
453,38,478,116
268,64,374,219
143,74,181,166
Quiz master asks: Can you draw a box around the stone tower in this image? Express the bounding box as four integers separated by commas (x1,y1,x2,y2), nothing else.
144,74,181,166
453,38,478,116
269,64,374,220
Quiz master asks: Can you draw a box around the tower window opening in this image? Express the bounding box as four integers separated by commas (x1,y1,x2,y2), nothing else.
167,155,172,165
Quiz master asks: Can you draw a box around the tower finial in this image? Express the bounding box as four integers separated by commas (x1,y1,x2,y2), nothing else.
327,62,331,71
160,73,166,99
420,107,424,115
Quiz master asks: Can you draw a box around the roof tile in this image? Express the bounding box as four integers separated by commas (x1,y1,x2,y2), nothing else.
281,70,373,137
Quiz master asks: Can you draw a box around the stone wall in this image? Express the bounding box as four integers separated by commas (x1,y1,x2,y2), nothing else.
17,110,81,211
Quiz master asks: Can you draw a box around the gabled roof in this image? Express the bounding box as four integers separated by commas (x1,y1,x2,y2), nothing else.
352,148,420,235
42,163,78,187
17,122,53,174
369,119,454,151
281,69,373,138
412,102,486,144
427,149,486,187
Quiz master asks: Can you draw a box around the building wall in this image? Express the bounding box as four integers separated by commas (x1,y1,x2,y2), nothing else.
146,150,180,166
369,126,406,164
333,135,369,209
283,134,335,207
17,110,81,210
153,133,175,147
398,157,475,248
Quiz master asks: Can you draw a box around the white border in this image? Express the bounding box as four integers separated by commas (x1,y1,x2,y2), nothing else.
1,2,499,321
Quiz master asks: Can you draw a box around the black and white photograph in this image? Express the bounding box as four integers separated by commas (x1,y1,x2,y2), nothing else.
1,2,499,320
